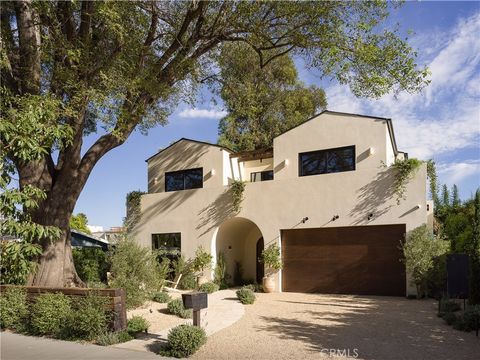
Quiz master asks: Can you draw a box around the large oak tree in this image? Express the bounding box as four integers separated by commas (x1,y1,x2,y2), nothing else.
0,1,429,287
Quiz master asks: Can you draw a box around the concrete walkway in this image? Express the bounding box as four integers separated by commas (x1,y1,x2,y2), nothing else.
0,332,165,360
113,289,244,354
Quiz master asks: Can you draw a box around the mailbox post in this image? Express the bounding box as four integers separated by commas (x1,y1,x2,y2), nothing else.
182,292,208,327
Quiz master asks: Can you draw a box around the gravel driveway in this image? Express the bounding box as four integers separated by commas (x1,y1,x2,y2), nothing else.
193,292,480,360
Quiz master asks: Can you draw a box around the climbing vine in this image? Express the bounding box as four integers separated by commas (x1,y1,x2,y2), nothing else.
391,158,423,204
426,159,438,207
230,180,246,213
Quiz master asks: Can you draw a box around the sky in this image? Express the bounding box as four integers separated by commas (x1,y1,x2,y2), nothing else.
75,1,480,229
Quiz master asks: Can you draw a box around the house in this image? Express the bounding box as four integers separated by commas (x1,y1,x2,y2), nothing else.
92,226,126,245
70,229,109,251
133,110,432,296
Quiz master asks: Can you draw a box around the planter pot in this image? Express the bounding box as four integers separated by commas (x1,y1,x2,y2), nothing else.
197,274,209,286
262,276,275,293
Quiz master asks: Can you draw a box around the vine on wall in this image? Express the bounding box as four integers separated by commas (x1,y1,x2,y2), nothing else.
230,180,246,213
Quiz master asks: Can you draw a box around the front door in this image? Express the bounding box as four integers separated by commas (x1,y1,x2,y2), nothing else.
256,237,264,283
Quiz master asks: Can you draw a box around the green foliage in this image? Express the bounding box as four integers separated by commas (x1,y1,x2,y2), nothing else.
443,311,458,326
192,246,213,273
402,225,449,298
216,42,326,151
198,282,219,294
69,294,109,340
172,255,197,290
167,299,192,319
31,293,72,337
426,160,439,208
390,158,423,204
261,243,283,274
230,180,246,213
127,316,150,335
72,247,109,285
124,191,146,232
0,240,42,285
160,324,207,358
214,252,229,289
153,291,172,303
438,297,461,315
179,273,198,291
0,287,29,331
243,283,263,293
109,237,169,309
69,213,91,234
236,287,256,305
96,330,133,346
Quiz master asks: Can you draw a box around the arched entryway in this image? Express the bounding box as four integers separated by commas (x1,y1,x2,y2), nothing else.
213,217,264,286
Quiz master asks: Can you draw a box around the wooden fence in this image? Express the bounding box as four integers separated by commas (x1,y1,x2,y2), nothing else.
0,285,127,331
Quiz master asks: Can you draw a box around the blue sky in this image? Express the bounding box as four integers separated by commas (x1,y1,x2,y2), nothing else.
75,1,480,229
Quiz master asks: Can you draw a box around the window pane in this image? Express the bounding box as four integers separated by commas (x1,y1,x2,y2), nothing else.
184,168,203,189
299,146,355,176
261,170,274,181
165,172,184,191
251,172,261,182
152,233,181,250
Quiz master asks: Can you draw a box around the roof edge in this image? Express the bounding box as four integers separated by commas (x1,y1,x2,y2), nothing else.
145,138,233,162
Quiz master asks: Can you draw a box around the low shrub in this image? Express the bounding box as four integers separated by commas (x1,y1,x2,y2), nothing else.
442,311,457,326
127,316,149,335
96,330,133,346
69,294,110,340
31,293,72,337
179,273,197,290
0,287,29,332
243,283,262,293
167,299,192,319
440,298,461,313
236,287,256,305
198,282,219,294
160,324,206,358
455,305,480,332
72,247,110,285
153,291,172,303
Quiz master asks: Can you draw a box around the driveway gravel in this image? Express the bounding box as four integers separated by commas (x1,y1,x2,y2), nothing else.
192,292,480,360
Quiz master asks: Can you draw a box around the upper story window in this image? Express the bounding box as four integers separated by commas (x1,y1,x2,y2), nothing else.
299,145,355,177
250,170,274,182
165,168,203,192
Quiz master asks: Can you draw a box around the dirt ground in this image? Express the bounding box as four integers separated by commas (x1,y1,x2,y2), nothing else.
192,292,480,360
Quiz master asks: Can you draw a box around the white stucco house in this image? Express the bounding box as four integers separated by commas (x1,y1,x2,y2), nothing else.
133,110,432,296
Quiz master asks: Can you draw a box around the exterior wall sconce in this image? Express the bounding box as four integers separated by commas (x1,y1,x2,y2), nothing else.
153,177,158,184
211,169,216,176
415,204,421,210
285,159,290,166
368,147,375,156
301,217,309,224
331,215,339,221
367,213,374,220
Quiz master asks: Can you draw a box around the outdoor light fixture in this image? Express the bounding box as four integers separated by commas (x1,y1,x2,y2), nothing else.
367,213,374,220
301,217,309,224
284,159,290,166
415,204,421,210
211,169,216,176
331,215,339,221
368,147,375,156
153,177,158,184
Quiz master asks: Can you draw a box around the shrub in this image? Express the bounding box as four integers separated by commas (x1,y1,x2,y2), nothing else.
167,299,192,319
160,324,206,358
179,273,197,290
96,330,133,346
109,237,169,309
127,316,149,335
438,297,461,315
31,293,72,337
443,312,457,326
457,305,480,332
236,287,256,305
0,287,29,331
69,294,109,340
198,282,219,294
261,244,282,275
243,283,262,293
192,246,213,273
72,247,110,285
153,291,172,303
214,252,229,289
0,241,42,285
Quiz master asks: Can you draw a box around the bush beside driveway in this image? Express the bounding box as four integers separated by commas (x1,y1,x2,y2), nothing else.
193,292,480,360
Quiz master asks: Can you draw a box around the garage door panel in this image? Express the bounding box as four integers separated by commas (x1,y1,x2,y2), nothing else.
282,225,406,296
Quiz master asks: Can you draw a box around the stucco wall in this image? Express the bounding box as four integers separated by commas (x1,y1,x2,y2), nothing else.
135,113,427,296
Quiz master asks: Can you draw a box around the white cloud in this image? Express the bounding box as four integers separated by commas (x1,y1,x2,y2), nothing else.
178,108,227,119
326,11,480,160
437,159,480,186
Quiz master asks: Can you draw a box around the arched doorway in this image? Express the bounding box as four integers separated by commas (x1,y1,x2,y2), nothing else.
213,217,264,286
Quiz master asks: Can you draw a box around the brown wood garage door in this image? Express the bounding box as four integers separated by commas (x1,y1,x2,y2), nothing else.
282,225,406,296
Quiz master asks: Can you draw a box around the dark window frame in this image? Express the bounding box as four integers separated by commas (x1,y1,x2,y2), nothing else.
151,232,181,252
298,145,356,177
250,170,274,182
165,168,203,192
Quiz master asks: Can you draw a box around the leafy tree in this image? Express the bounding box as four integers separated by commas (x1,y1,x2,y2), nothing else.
469,189,480,304
70,213,91,234
0,1,429,287
402,225,449,298
216,43,326,151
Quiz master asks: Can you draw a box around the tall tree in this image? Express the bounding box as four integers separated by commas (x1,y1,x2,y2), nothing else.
451,184,460,208
70,213,91,234
0,1,429,287
441,185,450,208
216,43,326,151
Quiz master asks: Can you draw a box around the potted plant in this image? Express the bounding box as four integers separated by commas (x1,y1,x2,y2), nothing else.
192,246,213,286
260,243,282,293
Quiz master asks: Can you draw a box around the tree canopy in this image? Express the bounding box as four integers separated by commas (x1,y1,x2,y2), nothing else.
0,0,429,287
216,43,326,151
69,213,91,234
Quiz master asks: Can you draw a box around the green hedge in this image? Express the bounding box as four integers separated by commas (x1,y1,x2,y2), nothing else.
160,324,206,358
198,282,219,294
236,287,256,305
167,299,192,319
0,287,29,332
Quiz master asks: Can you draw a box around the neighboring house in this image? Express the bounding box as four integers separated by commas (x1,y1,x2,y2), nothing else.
134,110,433,296
92,227,126,245
70,229,109,251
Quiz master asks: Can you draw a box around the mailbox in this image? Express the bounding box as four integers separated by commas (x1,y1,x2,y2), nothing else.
182,292,208,310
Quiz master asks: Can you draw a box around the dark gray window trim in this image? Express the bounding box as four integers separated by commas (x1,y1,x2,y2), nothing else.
250,170,274,182
298,145,356,177
165,167,203,192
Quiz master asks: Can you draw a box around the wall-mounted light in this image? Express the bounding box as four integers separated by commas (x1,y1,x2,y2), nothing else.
368,147,375,156
301,217,309,224
284,159,290,166
153,177,158,184
367,213,374,220
211,169,216,176
415,204,421,210
331,215,339,221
